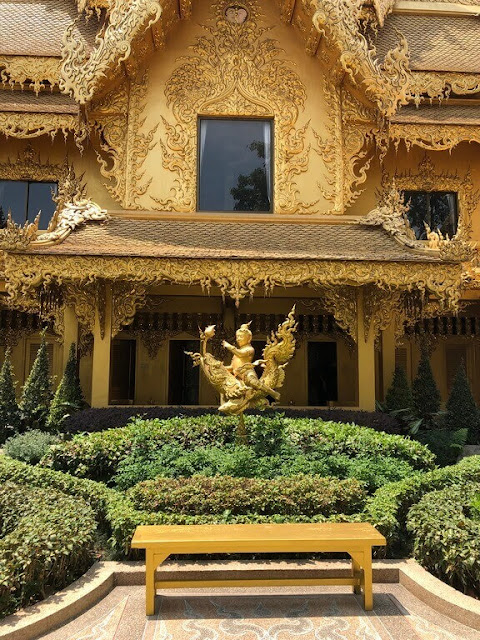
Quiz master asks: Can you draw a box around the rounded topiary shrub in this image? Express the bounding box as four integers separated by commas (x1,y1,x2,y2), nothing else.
4,430,60,465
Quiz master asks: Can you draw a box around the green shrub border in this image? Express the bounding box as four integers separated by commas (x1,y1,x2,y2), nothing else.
407,483,480,594
363,455,480,556
0,481,96,617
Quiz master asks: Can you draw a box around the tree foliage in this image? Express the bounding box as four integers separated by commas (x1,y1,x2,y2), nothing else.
385,366,414,414
19,332,53,431
47,343,85,431
412,349,441,428
0,349,22,441
445,361,480,444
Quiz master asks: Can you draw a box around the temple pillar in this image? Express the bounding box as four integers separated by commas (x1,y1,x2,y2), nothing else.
91,286,113,407
62,305,78,371
357,289,376,411
381,321,396,400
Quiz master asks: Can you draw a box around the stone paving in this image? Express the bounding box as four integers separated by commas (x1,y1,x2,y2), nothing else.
39,584,479,640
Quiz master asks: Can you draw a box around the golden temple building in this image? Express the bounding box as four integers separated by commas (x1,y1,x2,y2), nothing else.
1,0,480,410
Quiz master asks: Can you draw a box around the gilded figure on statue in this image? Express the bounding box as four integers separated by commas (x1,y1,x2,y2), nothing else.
187,307,297,439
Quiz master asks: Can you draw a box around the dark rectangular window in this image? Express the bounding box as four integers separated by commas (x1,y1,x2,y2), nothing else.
403,190,458,240
308,342,338,406
168,340,200,405
0,180,57,230
198,118,272,212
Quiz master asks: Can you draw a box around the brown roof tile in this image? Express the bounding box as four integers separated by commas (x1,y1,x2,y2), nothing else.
392,103,480,125
376,14,480,73
30,217,442,262
0,89,78,113
0,0,103,57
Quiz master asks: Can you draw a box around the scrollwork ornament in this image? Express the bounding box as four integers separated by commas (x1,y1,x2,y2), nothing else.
0,56,61,94
154,0,316,214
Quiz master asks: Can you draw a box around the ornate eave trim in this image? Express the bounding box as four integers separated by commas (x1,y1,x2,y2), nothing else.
0,112,78,140
408,72,480,105
60,0,162,104
0,57,61,95
382,122,480,152
3,254,463,312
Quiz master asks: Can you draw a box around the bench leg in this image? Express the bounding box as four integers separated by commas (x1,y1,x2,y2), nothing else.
350,553,362,595
145,551,168,616
361,549,373,611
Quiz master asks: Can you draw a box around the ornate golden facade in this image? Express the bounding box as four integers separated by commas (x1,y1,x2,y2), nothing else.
1,0,480,410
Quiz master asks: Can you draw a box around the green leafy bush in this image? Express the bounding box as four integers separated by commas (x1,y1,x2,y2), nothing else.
113,443,414,492
127,475,366,517
363,454,480,556
415,428,468,467
42,416,435,483
4,430,60,465
407,483,480,595
412,350,441,429
0,349,21,442
0,481,96,618
47,343,85,431
385,366,414,416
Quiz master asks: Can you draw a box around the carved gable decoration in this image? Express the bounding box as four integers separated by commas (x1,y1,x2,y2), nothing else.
153,0,315,215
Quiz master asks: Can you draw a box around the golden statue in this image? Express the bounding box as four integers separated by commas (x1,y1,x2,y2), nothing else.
187,307,297,440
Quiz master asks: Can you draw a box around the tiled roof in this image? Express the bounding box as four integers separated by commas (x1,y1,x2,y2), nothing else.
30,217,442,262
391,103,480,125
0,0,103,57
0,89,78,114
376,14,480,73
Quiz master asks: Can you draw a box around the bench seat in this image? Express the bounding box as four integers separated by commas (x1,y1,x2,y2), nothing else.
131,522,386,615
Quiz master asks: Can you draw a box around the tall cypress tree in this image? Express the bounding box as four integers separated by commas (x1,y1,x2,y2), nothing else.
385,366,414,413
47,343,84,431
412,349,441,428
445,361,480,444
19,332,53,431
0,348,22,441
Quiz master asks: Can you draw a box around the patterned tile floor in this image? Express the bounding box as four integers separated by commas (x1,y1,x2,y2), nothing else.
40,585,480,640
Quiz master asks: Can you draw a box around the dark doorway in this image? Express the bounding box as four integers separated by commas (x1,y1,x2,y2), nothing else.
168,340,200,405
110,339,136,404
308,341,338,406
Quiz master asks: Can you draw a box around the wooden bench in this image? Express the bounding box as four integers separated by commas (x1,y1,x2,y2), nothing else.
131,522,386,615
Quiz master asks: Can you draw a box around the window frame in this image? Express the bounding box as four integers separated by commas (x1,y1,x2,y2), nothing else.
0,179,58,228
196,115,275,214
402,189,459,241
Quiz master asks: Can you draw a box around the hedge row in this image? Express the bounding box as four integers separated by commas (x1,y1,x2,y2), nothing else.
128,475,366,516
406,483,480,594
0,481,96,618
363,455,480,556
63,407,401,435
41,416,434,484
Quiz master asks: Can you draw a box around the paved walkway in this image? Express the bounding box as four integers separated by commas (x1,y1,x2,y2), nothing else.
40,584,477,640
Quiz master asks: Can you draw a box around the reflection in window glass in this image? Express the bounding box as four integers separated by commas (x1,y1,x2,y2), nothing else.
199,118,272,212
403,190,458,240
0,180,57,229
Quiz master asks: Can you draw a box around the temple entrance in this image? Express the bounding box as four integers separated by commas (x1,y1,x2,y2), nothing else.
308,341,338,406
168,340,200,405
109,339,136,405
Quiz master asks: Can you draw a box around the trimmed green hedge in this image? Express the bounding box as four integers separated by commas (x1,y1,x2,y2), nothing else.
363,455,480,556
0,481,96,618
407,483,480,595
41,416,435,484
128,475,365,517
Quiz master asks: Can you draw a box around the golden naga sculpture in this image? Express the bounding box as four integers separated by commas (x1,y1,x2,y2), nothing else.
187,307,297,440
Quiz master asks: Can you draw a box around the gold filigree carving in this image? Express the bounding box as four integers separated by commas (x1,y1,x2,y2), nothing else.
409,72,480,105
60,0,162,104
0,213,40,251
321,286,358,339
0,113,78,140
363,285,403,341
0,145,61,182
91,74,158,207
34,200,108,247
0,57,61,95
361,182,417,248
111,282,147,336
310,0,411,118
3,254,463,315
154,0,316,214
392,155,480,241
